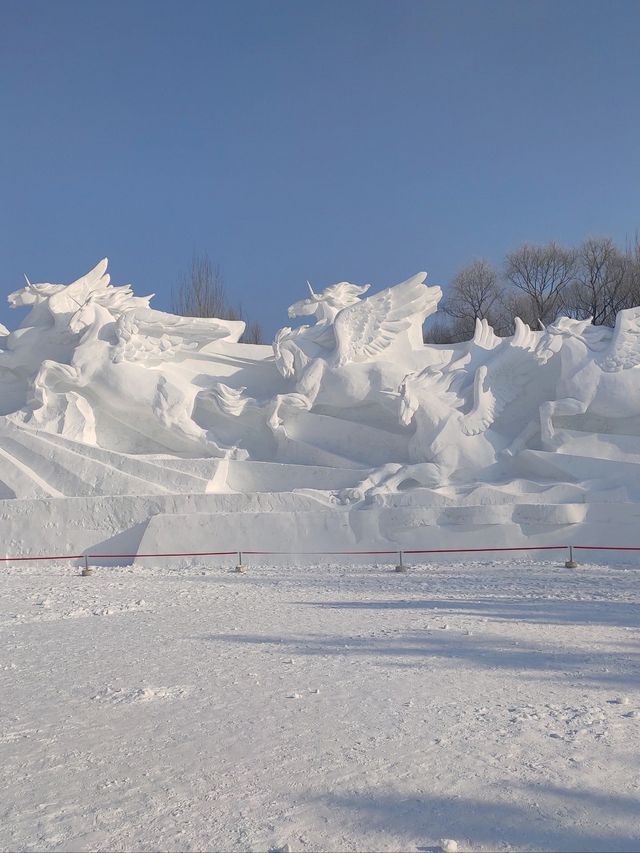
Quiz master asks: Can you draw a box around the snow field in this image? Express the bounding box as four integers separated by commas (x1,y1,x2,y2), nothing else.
1,559,639,852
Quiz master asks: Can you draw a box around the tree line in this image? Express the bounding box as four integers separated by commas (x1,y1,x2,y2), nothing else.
172,253,263,344
425,235,640,344
174,237,640,349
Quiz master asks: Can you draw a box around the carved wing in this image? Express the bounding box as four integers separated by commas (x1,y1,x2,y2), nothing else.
597,307,640,372
113,312,192,364
333,273,439,365
48,259,112,317
461,341,539,436
124,307,245,347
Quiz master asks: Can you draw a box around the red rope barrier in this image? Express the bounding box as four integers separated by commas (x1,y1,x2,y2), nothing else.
2,544,640,564
90,551,237,559
573,545,640,551
0,554,84,562
243,546,569,555
0,551,236,562
403,546,568,554
241,550,400,555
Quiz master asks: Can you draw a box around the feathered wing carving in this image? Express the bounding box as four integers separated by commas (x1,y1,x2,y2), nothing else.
48,259,112,317
46,258,154,321
333,273,439,365
112,306,245,364
123,307,245,347
69,257,111,294
113,312,191,364
597,307,640,372
461,336,540,436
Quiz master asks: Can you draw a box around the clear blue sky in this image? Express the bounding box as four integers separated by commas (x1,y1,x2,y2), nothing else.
1,0,639,336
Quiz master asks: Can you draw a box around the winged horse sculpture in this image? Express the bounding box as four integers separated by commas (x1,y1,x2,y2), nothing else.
339,316,547,500
268,272,442,434
535,309,640,447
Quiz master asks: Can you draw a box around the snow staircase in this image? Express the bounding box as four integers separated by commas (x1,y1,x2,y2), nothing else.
22,428,217,493
0,421,219,498
517,448,640,484
0,420,367,499
0,441,59,499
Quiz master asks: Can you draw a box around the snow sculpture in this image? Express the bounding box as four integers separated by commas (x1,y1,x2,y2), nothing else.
2,257,640,557
268,273,440,434
340,317,546,500
536,313,640,447
31,295,241,456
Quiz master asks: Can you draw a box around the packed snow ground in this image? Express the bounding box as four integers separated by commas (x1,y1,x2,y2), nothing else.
1,558,639,853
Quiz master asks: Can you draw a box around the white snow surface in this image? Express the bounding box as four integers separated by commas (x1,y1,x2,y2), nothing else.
1,558,639,852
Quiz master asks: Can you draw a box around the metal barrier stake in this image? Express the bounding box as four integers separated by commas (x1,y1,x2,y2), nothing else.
565,545,578,569
395,550,407,573
81,554,93,577
235,550,245,573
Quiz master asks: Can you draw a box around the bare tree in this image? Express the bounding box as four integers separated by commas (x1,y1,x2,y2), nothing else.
425,234,640,345
172,254,240,319
504,241,576,328
441,259,504,337
242,320,263,345
171,253,263,344
423,318,458,344
566,237,627,326
423,260,507,344
496,290,541,335
622,232,640,311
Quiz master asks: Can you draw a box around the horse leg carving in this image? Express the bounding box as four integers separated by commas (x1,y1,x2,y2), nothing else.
503,420,539,457
338,463,404,503
341,460,449,504
29,361,80,408
368,461,446,498
267,392,311,437
540,397,589,449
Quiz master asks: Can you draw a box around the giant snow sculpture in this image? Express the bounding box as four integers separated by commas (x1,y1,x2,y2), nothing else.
2,259,640,558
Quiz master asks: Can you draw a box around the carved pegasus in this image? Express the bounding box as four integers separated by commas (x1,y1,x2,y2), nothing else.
278,272,438,370
536,308,640,447
268,273,442,435
340,317,546,500
17,260,248,457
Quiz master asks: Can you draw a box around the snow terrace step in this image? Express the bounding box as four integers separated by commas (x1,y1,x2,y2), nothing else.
0,443,58,499
0,425,169,497
225,459,362,492
16,426,214,494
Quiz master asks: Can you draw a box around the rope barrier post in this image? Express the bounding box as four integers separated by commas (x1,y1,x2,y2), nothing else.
81,554,93,576
395,550,407,573
565,545,578,569
234,550,246,573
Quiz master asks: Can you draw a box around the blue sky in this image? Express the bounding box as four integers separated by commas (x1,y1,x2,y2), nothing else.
1,0,639,337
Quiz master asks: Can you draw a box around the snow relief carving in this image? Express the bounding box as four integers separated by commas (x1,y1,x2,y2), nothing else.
1,258,639,502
